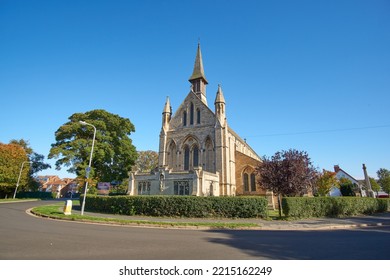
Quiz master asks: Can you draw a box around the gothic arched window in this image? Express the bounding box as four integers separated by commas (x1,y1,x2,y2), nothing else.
184,146,190,171
193,146,199,167
250,173,256,191
197,108,201,124
168,141,177,169
183,111,187,126
244,173,249,192
204,137,214,172
190,103,194,125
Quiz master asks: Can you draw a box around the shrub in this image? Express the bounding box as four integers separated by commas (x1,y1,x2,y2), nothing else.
282,197,389,218
16,191,53,200
80,195,268,218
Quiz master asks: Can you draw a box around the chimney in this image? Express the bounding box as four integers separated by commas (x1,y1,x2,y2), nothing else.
334,165,340,173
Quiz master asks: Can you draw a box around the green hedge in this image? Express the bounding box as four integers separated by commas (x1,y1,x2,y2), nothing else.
282,197,390,218
80,195,269,218
16,191,55,199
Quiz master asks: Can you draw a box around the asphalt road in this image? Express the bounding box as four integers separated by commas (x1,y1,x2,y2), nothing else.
1,200,390,260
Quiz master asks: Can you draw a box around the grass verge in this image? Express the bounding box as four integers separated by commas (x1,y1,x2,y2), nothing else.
0,198,38,203
31,203,261,229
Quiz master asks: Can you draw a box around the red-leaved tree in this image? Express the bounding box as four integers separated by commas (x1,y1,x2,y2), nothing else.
256,149,318,216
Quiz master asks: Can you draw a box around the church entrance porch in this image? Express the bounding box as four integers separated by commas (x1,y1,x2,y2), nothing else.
128,167,220,196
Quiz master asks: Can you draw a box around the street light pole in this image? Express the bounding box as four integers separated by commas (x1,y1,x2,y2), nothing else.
79,121,97,215
13,161,31,199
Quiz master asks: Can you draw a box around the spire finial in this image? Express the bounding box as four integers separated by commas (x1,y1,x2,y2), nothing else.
163,96,171,113
215,84,225,104
189,42,208,84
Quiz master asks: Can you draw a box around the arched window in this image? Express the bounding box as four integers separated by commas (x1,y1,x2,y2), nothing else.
190,103,194,125
250,173,256,192
204,137,214,172
184,146,190,171
244,173,249,192
193,146,199,167
168,141,177,169
197,108,201,124
183,111,187,126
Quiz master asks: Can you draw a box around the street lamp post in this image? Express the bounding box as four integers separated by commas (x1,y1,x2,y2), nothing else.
79,120,97,215
13,161,31,199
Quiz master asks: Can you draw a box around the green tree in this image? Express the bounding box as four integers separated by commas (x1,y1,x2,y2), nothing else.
9,139,51,191
0,143,29,197
315,170,339,196
134,150,158,172
48,109,137,183
256,149,318,217
339,178,356,196
377,168,390,195
369,177,380,196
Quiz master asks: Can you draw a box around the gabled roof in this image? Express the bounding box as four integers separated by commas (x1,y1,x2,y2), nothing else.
228,127,261,161
334,165,362,184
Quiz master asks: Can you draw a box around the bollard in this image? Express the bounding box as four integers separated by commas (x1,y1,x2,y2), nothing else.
63,200,72,215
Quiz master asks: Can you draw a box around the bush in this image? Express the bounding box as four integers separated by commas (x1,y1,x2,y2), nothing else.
282,197,390,219
16,191,53,200
80,195,268,218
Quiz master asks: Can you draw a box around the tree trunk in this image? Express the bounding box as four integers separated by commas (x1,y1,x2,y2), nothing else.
278,194,282,218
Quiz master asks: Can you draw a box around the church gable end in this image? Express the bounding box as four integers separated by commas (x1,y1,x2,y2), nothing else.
168,92,216,130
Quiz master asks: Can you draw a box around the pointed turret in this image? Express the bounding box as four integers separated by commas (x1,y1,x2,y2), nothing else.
162,96,172,130
215,84,225,104
159,97,171,168
189,43,208,104
215,84,226,125
163,96,171,114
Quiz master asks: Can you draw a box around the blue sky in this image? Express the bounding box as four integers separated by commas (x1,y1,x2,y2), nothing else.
1,0,389,180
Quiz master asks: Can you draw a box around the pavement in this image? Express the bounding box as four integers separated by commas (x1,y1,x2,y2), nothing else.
66,205,390,230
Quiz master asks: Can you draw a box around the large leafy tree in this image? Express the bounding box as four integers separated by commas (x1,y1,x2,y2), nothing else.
256,149,318,216
134,150,158,173
315,170,339,196
257,149,318,196
9,139,51,191
48,109,137,183
0,143,29,197
377,168,390,195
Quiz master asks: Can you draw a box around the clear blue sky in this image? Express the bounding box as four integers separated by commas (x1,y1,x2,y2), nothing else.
1,0,389,180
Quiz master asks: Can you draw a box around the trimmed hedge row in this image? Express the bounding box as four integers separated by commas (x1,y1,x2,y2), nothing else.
80,195,269,218
282,197,390,218
16,191,55,199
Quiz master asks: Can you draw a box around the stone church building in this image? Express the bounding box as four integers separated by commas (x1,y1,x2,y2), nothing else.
128,44,269,198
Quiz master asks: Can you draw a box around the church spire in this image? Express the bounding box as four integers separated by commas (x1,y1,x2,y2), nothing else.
189,42,208,104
